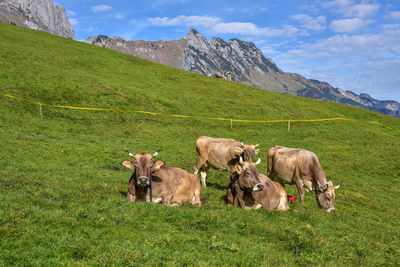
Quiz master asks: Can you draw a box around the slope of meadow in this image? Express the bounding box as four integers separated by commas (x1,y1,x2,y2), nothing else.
0,23,399,265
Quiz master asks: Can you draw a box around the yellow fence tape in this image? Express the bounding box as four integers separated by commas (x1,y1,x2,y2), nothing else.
1,92,395,129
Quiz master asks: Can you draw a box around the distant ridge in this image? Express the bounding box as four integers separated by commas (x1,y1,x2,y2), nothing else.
86,29,399,118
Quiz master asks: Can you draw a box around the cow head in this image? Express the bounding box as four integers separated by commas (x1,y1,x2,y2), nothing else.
121,150,161,186
316,181,340,212
233,157,263,192
233,142,260,163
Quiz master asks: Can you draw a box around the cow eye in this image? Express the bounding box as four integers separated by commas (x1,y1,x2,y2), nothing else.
245,171,250,176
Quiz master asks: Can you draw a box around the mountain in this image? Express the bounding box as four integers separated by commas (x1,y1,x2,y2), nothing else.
0,0,74,39
85,28,399,118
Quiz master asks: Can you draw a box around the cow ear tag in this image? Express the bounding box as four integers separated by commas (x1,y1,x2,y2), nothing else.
121,160,134,169
235,165,242,174
154,160,165,170
234,147,243,153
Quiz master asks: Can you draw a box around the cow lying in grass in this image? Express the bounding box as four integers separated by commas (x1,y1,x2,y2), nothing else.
226,157,289,211
121,150,201,207
268,145,340,212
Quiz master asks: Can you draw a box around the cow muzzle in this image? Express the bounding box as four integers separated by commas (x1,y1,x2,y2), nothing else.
252,183,264,191
138,176,150,185
326,207,335,213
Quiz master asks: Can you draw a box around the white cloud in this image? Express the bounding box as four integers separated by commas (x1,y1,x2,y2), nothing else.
323,1,379,18
92,5,112,13
213,23,298,37
274,27,400,100
223,7,235,12
66,10,76,16
323,0,352,8
382,24,400,31
149,15,220,28
290,14,326,32
148,15,299,37
69,18,79,25
330,18,372,33
344,3,379,18
115,13,125,19
387,11,400,20
261,46,277,55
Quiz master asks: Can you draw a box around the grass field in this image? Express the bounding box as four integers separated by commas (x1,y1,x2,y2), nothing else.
1,22,400,265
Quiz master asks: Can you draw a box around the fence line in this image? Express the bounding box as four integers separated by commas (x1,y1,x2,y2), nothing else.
1,92,395,130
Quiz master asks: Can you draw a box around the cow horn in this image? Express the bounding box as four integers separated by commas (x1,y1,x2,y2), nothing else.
255,143,259,147
335,185,341,189
153,149,162,157
124,149,135,158
240,141,244,147
255,157,261,165
239,156,244,164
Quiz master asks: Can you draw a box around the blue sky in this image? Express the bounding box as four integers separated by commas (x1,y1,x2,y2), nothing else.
56,0,400,101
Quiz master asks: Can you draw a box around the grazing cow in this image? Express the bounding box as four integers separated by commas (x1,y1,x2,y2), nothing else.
121,150,201,207
194,136,260,187
226,157,266,209
228,173,289,211
267,145,340,212
213,73,225,80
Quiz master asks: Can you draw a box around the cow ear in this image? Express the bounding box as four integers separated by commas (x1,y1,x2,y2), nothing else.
121,160,134,169
154,160,165,169
255,149,260,154
235,165,243,174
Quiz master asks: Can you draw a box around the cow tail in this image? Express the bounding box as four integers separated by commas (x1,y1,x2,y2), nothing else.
267,150,274,176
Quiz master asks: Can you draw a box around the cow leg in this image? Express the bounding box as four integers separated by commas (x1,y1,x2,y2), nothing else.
252,203,263,209
295,178,305,203
194,157,206,175
193,188,201,207
127,192,136,202
226,183,234,206
162,195,172,206
200,171,207,188
127,177,136,202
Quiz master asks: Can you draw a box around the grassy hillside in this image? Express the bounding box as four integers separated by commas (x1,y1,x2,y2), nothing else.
1,22,400,265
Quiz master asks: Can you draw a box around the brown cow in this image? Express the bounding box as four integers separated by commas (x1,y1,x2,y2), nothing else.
267,145,340,212
194,136,260,187
227,164,288,211
121,150,201,207
213,73,225,80
226,157,265,208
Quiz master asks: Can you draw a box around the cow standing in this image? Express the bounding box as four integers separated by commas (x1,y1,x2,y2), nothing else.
194,136,260,187
121,150,201,207
267,145,340,212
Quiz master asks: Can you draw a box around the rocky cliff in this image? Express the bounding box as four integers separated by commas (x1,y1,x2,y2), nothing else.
0,0,74,39
86,29,400,118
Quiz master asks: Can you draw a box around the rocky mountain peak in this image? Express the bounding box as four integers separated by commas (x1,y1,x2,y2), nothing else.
85,28,399,118
0,0,75,39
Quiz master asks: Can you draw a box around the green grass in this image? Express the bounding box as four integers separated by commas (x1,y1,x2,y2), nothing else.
1,22,400,265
